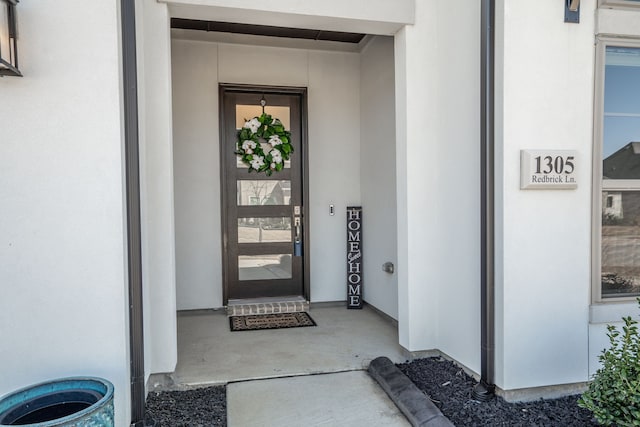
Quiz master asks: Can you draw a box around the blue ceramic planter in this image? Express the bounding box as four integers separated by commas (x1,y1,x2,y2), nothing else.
0,377,114,426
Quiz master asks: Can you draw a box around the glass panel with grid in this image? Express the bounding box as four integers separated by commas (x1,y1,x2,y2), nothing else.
600,45,640,298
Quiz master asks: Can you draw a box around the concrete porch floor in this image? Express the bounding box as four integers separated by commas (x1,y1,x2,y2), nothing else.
148,304,418,426
164,303,408,387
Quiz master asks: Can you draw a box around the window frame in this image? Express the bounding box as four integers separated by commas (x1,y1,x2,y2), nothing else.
593,37,640,303
599,0,640,9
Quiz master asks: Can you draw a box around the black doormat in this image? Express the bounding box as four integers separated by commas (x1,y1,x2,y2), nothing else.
229,312,317,332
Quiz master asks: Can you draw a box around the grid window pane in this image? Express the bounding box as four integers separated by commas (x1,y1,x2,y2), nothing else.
602,47,640,165
599,46,640,298
602,191,640,297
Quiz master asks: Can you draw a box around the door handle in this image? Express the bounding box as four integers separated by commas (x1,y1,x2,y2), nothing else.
293,212,302,256
294,218,301,239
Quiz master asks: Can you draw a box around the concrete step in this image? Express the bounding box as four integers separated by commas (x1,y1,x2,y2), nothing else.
226,296,309,316
227,371,411,427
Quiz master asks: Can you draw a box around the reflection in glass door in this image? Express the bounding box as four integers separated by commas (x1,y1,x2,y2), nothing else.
220,86,307,302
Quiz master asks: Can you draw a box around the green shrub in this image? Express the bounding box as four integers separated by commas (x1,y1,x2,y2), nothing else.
579,298,640,426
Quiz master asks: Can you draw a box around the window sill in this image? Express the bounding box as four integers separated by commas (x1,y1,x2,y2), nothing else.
600,0,640,9
590,301,640,324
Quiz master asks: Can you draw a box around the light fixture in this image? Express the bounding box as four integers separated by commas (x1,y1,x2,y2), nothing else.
0,0,21,76
565,0,580,23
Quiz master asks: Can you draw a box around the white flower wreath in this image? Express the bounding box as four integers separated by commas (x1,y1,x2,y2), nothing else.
235,113,293,176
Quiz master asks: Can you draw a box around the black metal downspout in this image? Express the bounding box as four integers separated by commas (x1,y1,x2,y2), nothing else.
121,1,154,426
473,0,496,402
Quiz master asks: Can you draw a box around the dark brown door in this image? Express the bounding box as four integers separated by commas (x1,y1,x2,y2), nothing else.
220,86,307,302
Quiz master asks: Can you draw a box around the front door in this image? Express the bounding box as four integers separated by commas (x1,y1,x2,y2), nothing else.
220,85,308,302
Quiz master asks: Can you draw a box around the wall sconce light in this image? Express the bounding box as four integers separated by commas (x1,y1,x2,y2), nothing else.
564,0,580,23
0,0,21,76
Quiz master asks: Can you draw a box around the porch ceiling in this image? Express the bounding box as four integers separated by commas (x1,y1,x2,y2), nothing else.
171,19,367,44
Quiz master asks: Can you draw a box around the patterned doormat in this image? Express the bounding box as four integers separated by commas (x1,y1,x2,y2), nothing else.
229,312,317,332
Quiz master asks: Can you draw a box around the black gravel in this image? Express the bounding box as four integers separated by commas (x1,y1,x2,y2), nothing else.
145,386,227,426
143,358,598,426
398,357,598,427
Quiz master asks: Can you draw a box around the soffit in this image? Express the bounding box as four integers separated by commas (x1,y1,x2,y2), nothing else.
171,19,367,44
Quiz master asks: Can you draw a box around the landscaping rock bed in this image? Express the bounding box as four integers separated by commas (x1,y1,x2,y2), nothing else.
398,357,598,426
143,357,601,426
145,385,226,426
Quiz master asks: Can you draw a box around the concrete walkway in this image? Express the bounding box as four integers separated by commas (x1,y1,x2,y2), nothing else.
227,371,411,426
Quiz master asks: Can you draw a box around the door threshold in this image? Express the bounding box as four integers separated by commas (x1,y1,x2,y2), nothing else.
227,296,309,316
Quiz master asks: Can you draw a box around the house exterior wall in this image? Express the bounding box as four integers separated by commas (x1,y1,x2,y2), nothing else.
494,0,595,390
0,1,131,425
360,36,399,319
9,3,640,424
395,0,482,373
307,50,362,302
171,37,361,309
171,39,222,310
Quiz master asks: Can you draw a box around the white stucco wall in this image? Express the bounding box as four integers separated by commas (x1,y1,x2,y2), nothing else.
360,36,398,319
172,39,222,309
0,1,131,425
494,0,595,390
172,37,361,308
307,50,361,302
395,0,481,373
163,0,414,36
136,0,178,376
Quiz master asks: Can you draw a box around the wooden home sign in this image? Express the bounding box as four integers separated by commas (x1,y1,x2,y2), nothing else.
347,206,363,309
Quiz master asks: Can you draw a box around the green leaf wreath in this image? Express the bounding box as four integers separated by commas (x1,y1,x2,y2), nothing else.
235,113,293,176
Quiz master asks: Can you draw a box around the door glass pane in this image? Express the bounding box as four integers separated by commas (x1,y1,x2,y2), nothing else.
235,105,291,169
238,254,292,281
238,218,292,243
237,180,291,205
237,156,291,169
602,190,640,297
236,105,290,129
236,142,291,169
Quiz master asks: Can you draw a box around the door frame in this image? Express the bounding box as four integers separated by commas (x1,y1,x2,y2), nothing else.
219,83,310,304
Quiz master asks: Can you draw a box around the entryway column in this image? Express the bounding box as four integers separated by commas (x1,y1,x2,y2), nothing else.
394,1,482,372
136,0,178,375
394,19,440,352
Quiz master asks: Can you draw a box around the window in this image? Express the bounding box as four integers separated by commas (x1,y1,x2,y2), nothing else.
596,42,640,299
